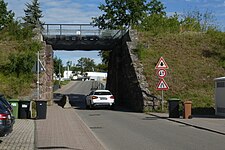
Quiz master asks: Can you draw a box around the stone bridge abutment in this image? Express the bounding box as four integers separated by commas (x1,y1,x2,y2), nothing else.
107,30,152,112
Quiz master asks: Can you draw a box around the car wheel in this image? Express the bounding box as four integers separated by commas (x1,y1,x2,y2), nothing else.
90,102,94,109
85,100,90,109
86,103,90,109
110,104,115,110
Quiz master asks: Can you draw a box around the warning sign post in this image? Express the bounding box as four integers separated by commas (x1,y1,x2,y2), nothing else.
155,57,169,69
155,57,169,111
156,79,169,91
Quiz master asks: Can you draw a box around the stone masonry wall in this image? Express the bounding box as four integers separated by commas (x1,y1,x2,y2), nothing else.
107,30,153,112
39,43,54,105
33,28,54,105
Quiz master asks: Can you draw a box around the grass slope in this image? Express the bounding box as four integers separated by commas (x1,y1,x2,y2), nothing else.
138,32,225,108
0,36,40,99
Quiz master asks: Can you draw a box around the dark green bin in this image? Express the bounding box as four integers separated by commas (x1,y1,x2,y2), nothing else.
168,98,181,118
8,99,20,119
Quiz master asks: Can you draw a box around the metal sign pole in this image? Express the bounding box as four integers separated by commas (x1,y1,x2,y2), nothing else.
37,51,40,101
162,90,164,111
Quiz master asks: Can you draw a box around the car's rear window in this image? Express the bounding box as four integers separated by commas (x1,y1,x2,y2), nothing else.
94,92,111,95
0,102,8,113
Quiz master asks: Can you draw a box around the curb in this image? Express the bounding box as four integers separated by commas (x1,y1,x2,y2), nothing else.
149,113,225,136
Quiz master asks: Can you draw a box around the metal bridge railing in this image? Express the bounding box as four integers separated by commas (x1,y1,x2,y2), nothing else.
42,24,126,40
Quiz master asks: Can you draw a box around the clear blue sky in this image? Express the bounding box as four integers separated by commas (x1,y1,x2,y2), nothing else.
5,0,225,65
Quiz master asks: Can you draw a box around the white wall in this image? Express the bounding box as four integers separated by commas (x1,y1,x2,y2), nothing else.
215,77,225,116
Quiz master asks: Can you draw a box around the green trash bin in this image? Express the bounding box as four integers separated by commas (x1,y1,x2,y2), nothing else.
8,99,20,119
168,98,181,118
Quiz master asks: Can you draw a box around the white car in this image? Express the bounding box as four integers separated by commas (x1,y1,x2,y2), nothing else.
85,90,115,109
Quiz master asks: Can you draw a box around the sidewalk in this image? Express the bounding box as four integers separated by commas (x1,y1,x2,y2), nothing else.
0,119,35,150
150,112,225,136
35,103,105,150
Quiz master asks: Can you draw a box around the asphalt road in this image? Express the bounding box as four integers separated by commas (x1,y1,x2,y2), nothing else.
59,81,225,150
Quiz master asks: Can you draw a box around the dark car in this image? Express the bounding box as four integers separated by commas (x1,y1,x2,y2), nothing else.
0,94,15,137
0,94,13,113
0,102,13,137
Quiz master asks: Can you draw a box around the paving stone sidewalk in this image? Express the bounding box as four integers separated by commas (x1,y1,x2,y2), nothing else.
35,103,105,150
0,119,35,150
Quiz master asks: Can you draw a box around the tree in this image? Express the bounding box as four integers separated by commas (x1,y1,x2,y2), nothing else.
98,50,110,65
5,51,36,77
76,57,96,74
180,9,217,32
92,0,151,29
23,0,44,29
2,40,41,77
147,0,166,16
139,13,180,34
0,0,14,30
95,63,108,72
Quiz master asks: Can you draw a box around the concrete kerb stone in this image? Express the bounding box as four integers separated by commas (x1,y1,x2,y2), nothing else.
149,113,225,136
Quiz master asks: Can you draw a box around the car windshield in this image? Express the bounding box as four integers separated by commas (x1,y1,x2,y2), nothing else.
94,92,111,95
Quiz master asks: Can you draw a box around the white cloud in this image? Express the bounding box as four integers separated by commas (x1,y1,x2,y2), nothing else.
5,0,102,23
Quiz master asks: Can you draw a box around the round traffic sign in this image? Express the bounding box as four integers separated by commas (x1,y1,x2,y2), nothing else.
156,69,167,78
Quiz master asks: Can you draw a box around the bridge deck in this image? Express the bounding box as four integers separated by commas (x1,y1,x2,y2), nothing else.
42,24,125,50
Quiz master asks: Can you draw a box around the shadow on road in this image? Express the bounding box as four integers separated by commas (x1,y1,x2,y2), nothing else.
68,94,86,109
53,92,139,113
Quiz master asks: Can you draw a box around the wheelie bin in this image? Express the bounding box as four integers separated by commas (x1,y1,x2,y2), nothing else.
18,100,30,119
183,101,192,119
8,99,20,119
36,100,47,119
168,98,180,118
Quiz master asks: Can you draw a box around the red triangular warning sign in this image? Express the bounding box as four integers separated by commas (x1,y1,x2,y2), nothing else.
155,57,169,69
156,79,169,90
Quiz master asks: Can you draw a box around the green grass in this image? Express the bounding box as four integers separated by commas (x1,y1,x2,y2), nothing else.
138,31,225,108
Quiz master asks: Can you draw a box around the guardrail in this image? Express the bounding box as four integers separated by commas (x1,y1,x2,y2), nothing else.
42,24,126,40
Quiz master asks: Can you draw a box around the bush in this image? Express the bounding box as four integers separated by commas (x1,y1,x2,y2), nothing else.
137,14,180,35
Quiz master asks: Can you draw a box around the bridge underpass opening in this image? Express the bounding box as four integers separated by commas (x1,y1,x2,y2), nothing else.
54,50,102,67
53,50,110,82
